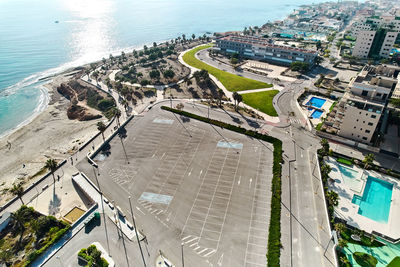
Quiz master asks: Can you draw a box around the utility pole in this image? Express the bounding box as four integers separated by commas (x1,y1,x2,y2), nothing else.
128,196,147,267
181,243,185,267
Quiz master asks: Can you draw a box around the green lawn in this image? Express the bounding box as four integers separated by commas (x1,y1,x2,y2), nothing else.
337,157,352,166
182,45,272,92
388,257,400,267
241,90,279,117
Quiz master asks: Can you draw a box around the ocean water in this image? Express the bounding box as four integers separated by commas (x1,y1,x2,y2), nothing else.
0,0,327,137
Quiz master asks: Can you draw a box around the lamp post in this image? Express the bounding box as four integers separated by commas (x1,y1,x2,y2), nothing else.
128,196,147,267
181,243,185,267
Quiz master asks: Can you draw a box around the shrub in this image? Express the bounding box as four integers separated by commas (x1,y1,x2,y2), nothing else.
353,252,377,267
97,98,115,112
78,245,109,267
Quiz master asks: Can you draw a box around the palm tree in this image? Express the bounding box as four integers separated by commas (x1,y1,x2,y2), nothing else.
121,98,128,112
97,121,107,142
113,108,122,127
363,153,375,169
320,138,330,156
11,208,26,247
218,89,224,107
320,163,332,177
338,238,348,250
85,69,91,79
102,57,106,65
237,93,243,110
334,223,346,235
233,92,243,111
92,71,99,84
10,183,24,204
340,256,350,265
45,158,58,183
326,190,339,207
232,92,239,110
192,34,196,40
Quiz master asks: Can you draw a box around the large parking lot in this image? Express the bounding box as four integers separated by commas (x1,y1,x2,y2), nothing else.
78,104,274,266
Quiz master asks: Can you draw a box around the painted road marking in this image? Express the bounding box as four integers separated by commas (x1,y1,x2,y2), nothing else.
153,118,174,124
217,141,243,149
139,192,173,205
136,206,145,215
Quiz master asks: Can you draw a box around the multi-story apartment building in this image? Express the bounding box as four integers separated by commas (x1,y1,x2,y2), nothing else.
326,65,399,144
215,35,318,66
352,16,400,58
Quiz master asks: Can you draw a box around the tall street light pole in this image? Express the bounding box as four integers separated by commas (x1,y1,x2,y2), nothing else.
181,243,185,267
128,196,147,267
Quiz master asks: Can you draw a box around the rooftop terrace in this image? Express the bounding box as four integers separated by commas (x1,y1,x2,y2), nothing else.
218,35,317,55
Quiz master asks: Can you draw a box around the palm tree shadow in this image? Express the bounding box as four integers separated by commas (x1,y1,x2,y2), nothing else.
48,185,61,216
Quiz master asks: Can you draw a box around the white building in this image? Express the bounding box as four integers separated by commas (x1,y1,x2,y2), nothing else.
351,16,400,58
328,65,400,144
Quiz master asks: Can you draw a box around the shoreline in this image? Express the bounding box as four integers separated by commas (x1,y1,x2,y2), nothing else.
0,0,310,138
0,73,103,205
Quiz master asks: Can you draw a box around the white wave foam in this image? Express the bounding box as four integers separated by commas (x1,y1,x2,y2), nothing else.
0,40,171,138
0,84,50,140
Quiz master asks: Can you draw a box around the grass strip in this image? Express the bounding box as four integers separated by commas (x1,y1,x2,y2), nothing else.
337,157,352,166
161,106,282,266
182,45,272,92
241,90,279,117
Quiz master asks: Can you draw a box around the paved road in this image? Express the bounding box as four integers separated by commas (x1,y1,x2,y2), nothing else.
44,215,147,267
192,50,337,266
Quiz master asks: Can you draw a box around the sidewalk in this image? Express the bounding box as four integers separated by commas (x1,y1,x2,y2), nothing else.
73,173,143,241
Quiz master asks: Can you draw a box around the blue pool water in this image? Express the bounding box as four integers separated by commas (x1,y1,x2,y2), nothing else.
352,176,393,223
338,164,358,179
311,109,323,119
306,97,326,109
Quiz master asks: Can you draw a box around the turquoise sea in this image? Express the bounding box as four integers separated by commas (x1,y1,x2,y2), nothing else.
0,0,327,137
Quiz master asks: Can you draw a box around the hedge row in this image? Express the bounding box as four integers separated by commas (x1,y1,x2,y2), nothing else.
161,106,283,266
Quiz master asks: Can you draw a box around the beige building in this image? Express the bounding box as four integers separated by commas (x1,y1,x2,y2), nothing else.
325,65,400,144
351,16,400,58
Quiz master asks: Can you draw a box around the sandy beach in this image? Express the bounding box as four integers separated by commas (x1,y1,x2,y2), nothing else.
0,73,103,205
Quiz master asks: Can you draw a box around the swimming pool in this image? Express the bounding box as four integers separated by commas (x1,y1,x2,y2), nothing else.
338,164,359,179
311,109,323,119
306,97,326,109
352,176,393,223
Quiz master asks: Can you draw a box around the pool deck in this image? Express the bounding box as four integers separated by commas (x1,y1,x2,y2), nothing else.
301,95,334,126
325,157,400,241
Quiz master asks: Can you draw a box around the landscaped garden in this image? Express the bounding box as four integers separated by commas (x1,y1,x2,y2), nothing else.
0,206,70,266
78,244,109,267
241,90,279,117
318,139,400,267
182,45,272,92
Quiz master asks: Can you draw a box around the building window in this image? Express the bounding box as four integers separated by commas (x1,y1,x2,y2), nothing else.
368,122,373,126
365,130,371,133
362,137,368,140
371,115,376,118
